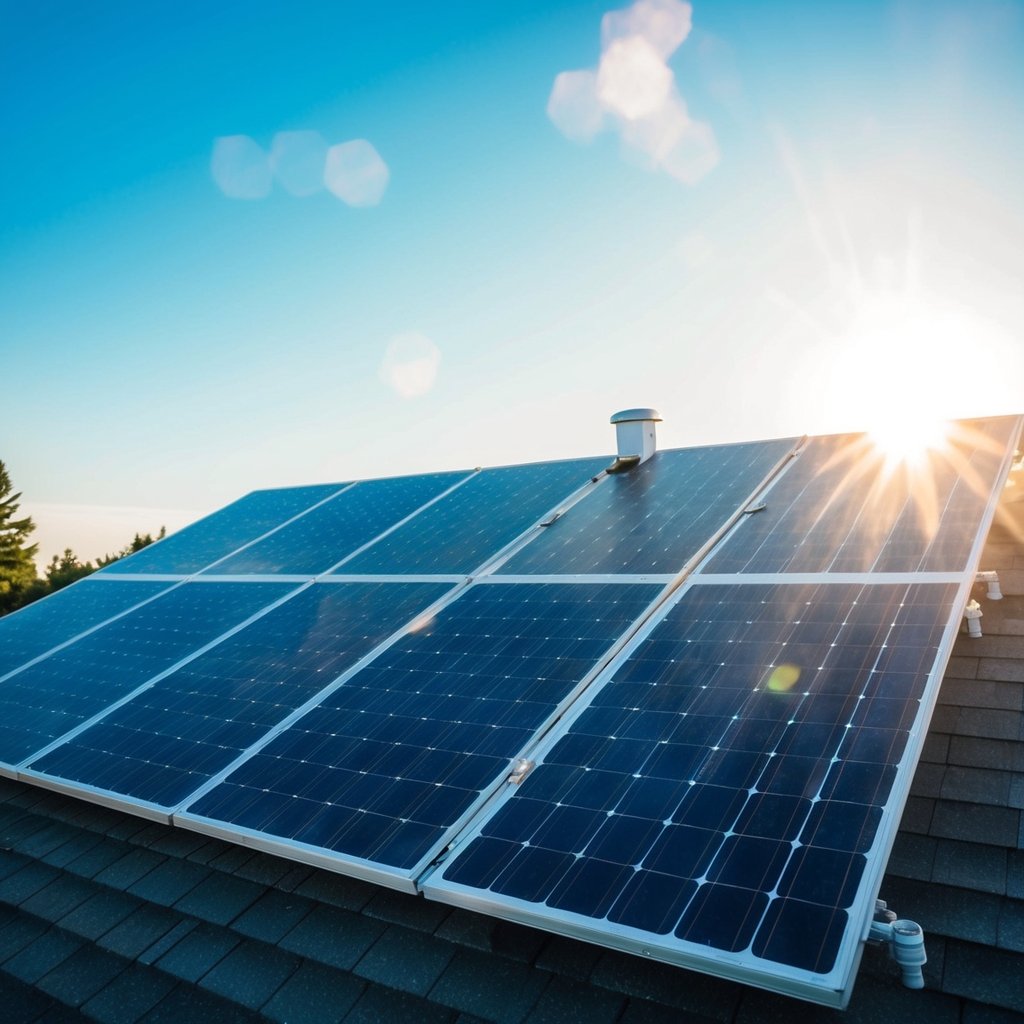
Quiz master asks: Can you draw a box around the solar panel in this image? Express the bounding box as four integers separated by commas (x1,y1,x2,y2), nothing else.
204,471,470,576
705,418,1018,575
0,578,173,679
499,439,796,575
101,483,346,576
0,581,294,769
4,413,1020,1006
424,579,960,1002
338,457,608,575
26,581,454,811
179,581,662,889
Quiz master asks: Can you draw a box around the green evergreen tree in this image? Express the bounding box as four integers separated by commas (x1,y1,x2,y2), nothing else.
45,548,95,593
0,461,38,613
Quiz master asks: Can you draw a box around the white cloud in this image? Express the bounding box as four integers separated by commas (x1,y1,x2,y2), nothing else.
324,139,390,207
547,0,718,185
379,332,441,398
210,135,272,199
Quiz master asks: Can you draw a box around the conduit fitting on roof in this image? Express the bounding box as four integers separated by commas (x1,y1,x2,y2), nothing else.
963,599,983,638
609,408,662,470
869,900,927,990
976,570,1003,600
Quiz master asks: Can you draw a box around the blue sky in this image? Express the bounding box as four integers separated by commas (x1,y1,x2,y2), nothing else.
3,0,1023,564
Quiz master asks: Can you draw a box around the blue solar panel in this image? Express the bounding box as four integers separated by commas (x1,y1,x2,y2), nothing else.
101,484,345,575
206,472,469,576
0,582,293,767
706,418,1018,575
429,580,959,989
0,579,172,679
29,582,454,808
184,582,661,876
339,457,608,575
500,439,795,575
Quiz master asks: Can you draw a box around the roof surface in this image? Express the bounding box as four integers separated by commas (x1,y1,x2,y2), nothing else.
1,483,1022,1023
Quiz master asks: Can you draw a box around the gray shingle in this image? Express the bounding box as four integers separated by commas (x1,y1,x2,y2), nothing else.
126,856,210,907
172,872,264,925
429,948,550,1024
884,833,937,882
201,938,301,1010
522,976,626,1024
4,929,84,985
96,905,181,960
910,763,944,798
278,904,384,971
354,925,455,996
931,839,1008,894
21,874,96,922
36,944,126,1007
940,678,1022,711
262,960,365,1024
943,941,1024,1012
956,707,1020,741
880,875,1000,945
0,907,48,963
58,890,142,942
362,887,451,933
434,908,497,951
153,921,239,983
137,981,264,1024
292,869,376,911
343,983,455,1024
80,961,177,1024
940,766,1012,806
948,736,1024,772
533,934,603,982
589,950,740,1021
232,888,314,944
996,901,1024,952
63,838,131,880
93,848,167,890
898,796,934,834
0,861,62,904
929,800,1020,847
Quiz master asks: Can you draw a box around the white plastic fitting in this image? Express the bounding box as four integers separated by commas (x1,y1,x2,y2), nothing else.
964,599,983,638
976,570,1003,600
869,902,927,989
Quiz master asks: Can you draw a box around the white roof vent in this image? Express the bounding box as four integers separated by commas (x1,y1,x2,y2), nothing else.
609,408,661,471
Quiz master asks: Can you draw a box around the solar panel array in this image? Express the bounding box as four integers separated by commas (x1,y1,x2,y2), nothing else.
2,416,1020,1006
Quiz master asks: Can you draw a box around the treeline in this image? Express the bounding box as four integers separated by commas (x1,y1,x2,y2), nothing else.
0,460,165,617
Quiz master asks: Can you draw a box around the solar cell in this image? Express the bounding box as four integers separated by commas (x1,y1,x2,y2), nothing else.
182,581,661,885
705,417,1018,575
426,579,960,1003
338,457,608,575
29,581,453,808
101,483,345,575
0,578,172,679
205,471,470,576
499,439,796,575
0,581,293,768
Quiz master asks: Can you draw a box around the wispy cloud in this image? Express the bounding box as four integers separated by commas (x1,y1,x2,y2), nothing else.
379,332,441,398
547,0,718,185
211,131,389,206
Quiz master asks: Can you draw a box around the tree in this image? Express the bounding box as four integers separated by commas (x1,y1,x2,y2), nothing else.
45,548,95,593
0,461,38,614
96,526,167,567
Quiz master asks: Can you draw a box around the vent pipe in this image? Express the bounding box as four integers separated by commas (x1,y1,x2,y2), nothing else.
609,408,661,470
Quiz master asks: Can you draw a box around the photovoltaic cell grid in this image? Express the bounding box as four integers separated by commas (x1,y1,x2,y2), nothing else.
429,580,959,990
0,581,294,768
101,483,345,576
500,439,796,575
706,417,1019,575
0,578,173,679
339,457,609,575
29,581,454,809
205,471,470,576
183,582,662,880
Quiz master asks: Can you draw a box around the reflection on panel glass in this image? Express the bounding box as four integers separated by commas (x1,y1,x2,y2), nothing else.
101,484,344,576
340,457,609,575
438,581,957,977
0,579,172,678
187,582,660,872
207,472,470,576
501,439,794,575
31,582,453,807
0,582,292,766
706,418,1017,574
